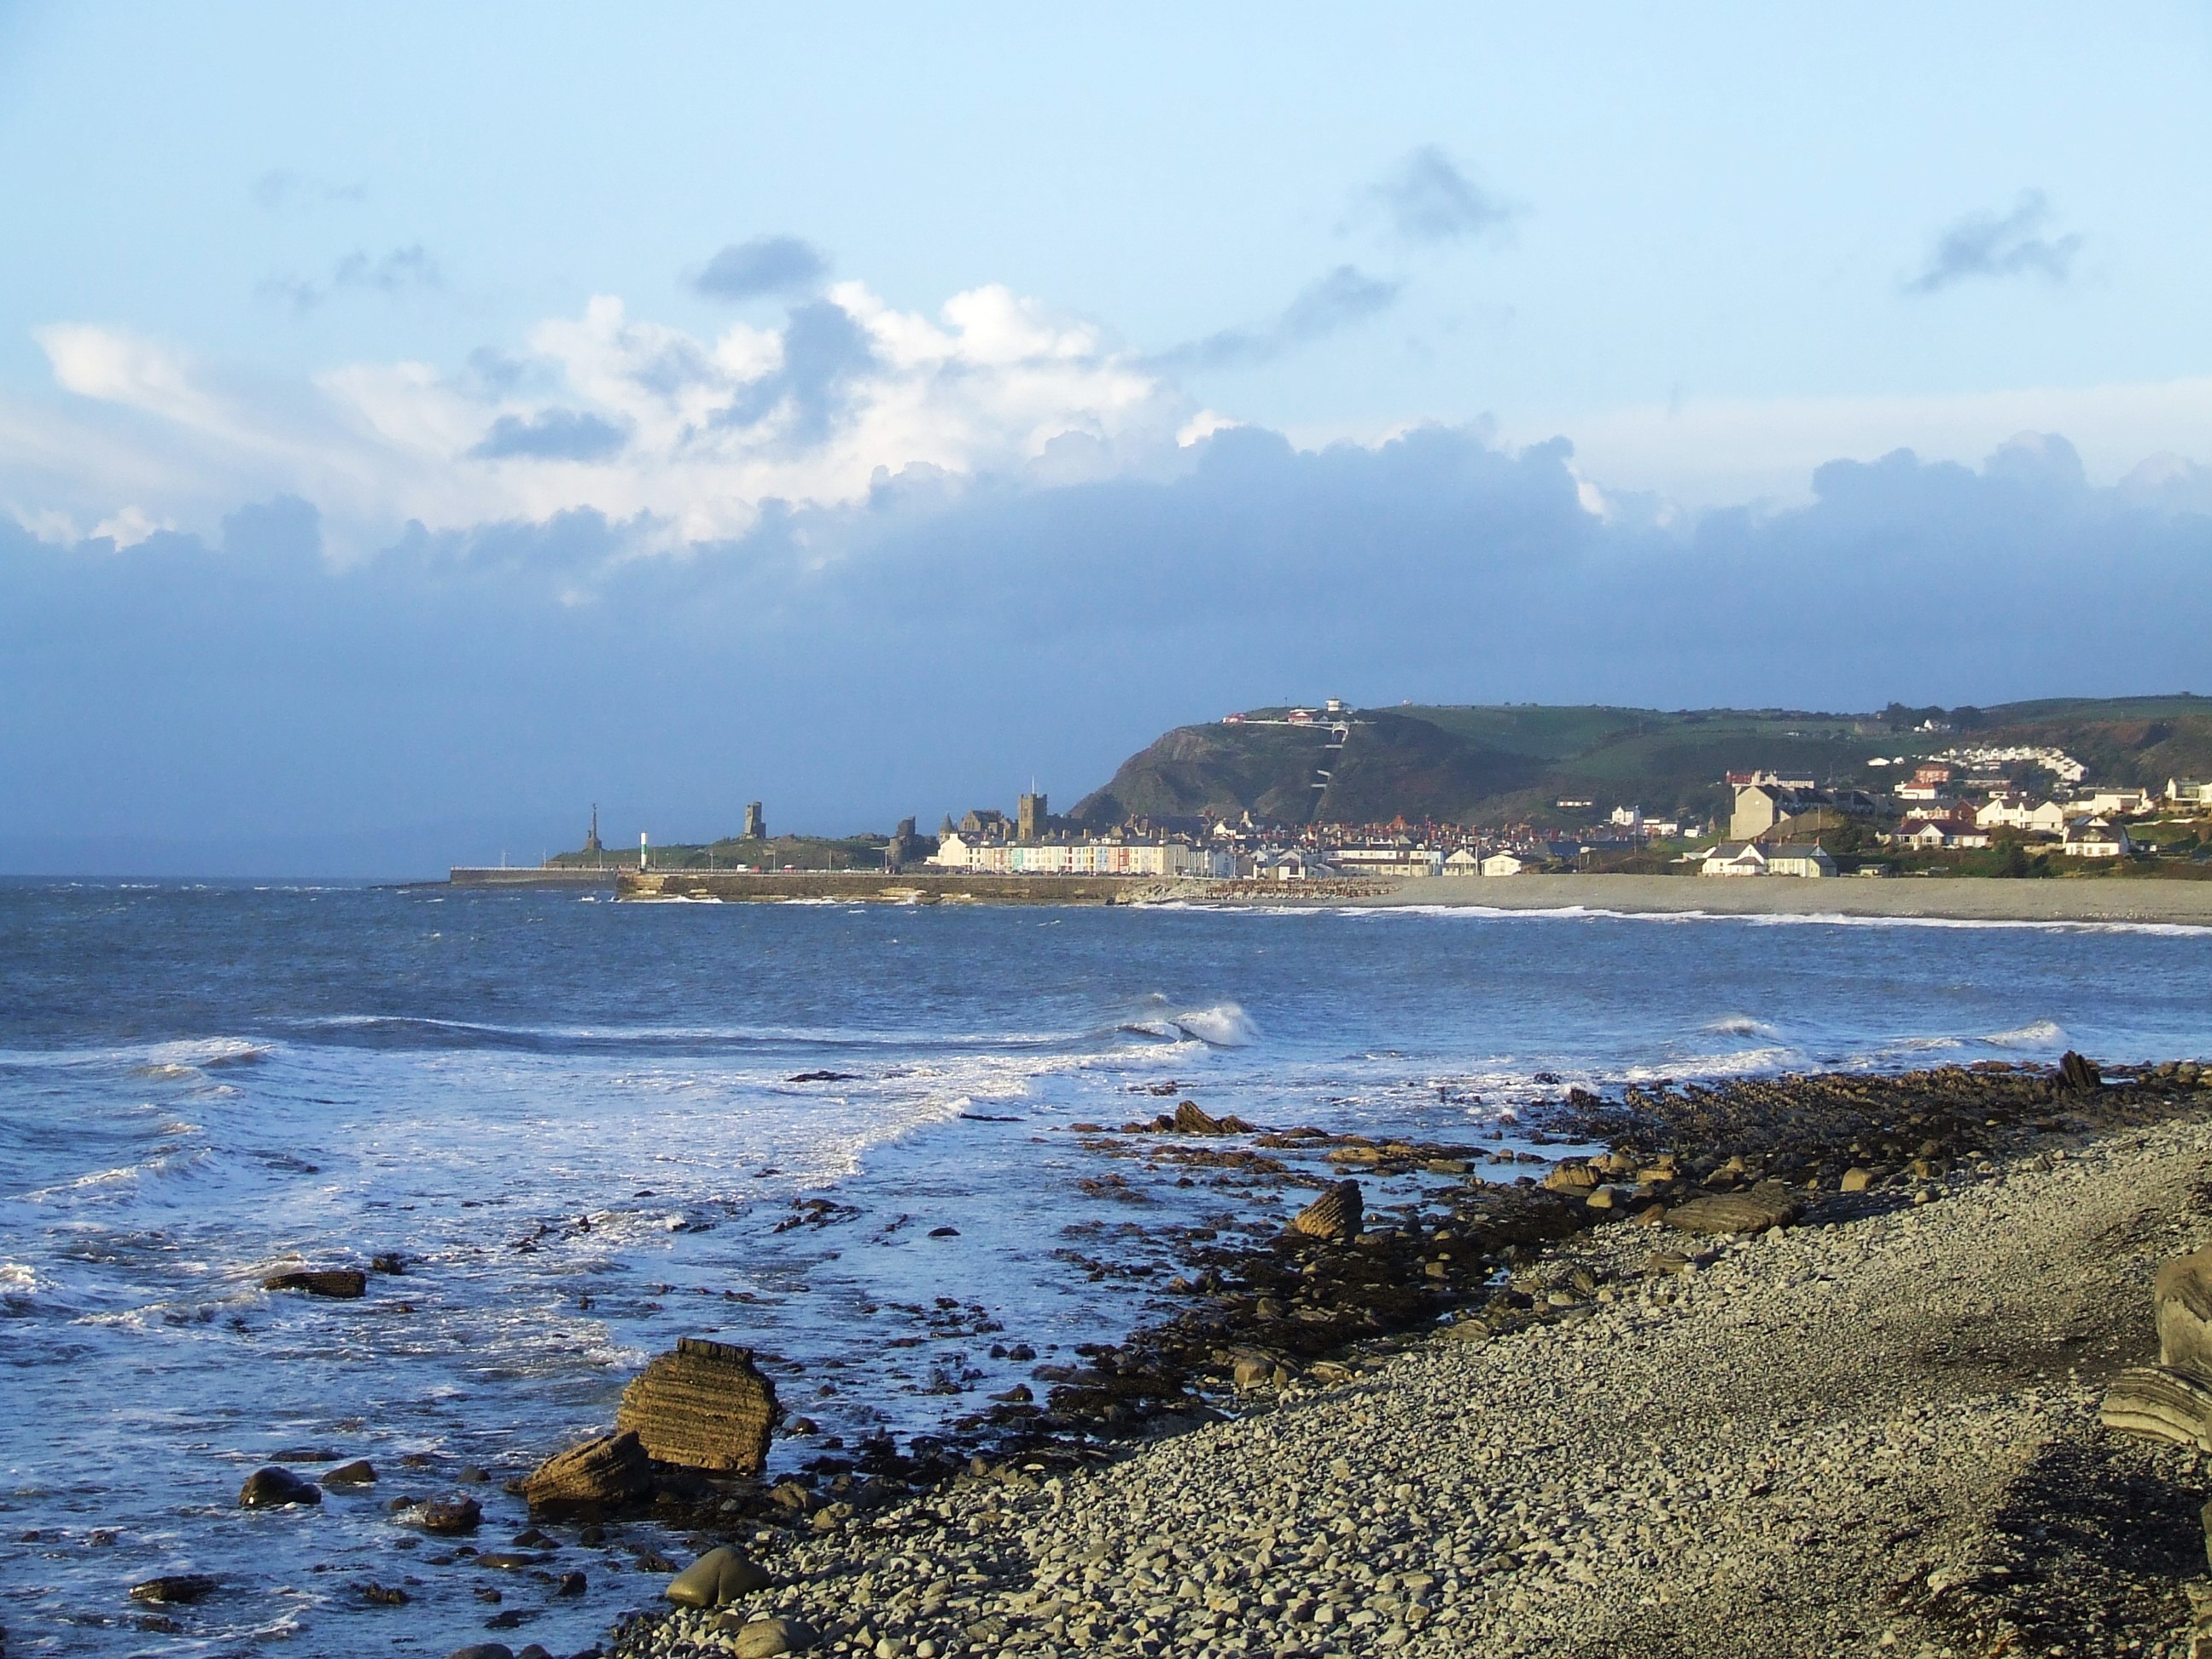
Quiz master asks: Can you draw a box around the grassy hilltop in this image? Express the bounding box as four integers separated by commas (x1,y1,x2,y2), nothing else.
1072,695,2212,830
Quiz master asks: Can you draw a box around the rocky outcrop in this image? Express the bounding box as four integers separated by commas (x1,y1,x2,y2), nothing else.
237,1466,321,1509
666,1545,771,1608
322,1459,375,1487
1289,1180,1364,1242
1662,1181,1800,1236
616,1338,779,1475
522,1430,655,1515
261,1269,366,1299
2058,1050,2102,1096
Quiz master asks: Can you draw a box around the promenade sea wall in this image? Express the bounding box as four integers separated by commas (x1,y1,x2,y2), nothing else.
1338,872,2212,925
619,869,1157,904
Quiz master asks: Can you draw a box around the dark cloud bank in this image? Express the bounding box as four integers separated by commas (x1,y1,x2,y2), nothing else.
3,425,2208,876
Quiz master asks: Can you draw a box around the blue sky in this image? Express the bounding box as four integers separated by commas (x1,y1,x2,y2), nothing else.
4,4,2212,871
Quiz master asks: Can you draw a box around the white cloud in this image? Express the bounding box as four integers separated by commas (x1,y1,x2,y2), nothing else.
9,282,1191,556
90,505,170,547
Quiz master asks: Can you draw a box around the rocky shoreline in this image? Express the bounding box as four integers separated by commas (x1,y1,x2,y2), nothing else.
360,1055,2212,1659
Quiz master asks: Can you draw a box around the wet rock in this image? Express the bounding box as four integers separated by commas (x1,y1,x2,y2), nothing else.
616,1337,779,1475
2099,1365,2212,1451
2157,1246,2212,1377
447,1645,515,1659
719,1614,818,1656
556,1570,587,1597
399,1496,482,1535
261,1269,367,1299
523,1429,655,1515
1662,1181,1801,1236
359,1581,409,1605
323,1459,376,1487
1172,1101,1254,1135
129,1575,215,1605
1290,1181,1364,1243
370,1252,406,1275
666,1544,772,1608
238,1467,323,1509
1542,1162,1598,1195
2058,1050,2102,1096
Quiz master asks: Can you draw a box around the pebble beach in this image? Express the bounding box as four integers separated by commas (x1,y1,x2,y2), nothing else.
596,1097,2212,1659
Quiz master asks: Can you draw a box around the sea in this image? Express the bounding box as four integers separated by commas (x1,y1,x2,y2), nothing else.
4,880,2211,1656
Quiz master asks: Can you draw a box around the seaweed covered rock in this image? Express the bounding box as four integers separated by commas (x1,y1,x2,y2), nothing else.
616,1337,778,1475
1289,1180,1364,1243
521,1429,654,1515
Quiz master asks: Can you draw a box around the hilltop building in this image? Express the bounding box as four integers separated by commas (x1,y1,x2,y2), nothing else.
584,805,602,858
742,801,765,841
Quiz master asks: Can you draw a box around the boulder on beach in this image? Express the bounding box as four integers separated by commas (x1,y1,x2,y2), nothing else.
130,1574,215,1605
1661,1180,1801,1236
2157,1246,2212,1377
719,1615,818,1657
1289,1180,1364,1243
2099,1365,2212,1452
616,1336,779,1475
261,1269,367,1299
521,1429,655,1514
666,1544,772,1608
237,1466,322,1509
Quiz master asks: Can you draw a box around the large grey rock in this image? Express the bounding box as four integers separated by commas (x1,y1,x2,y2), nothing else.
521,1429,654,1514
1662,1181,1800,1236
2158,1246,2212,1377
665,1545,771,1609
2099,1365,2212,1451
719,1615,818,1656
616,1337,778,1475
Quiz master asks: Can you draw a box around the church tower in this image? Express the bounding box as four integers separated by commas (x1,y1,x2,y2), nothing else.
584,804,603,857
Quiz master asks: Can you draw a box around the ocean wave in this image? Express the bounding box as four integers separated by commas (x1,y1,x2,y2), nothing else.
1981,1018,2066,1049
1703,1015,1781,1039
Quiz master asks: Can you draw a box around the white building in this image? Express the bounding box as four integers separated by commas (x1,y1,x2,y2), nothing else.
2168,779,2212,806
1765,843,1839,877
1443,847,1484,874
1480,850,1534,876
2062,817,2135,859
1700,843,1768,877
931,835,1231,878
1332,847,1444,878
1977,796,2068,835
